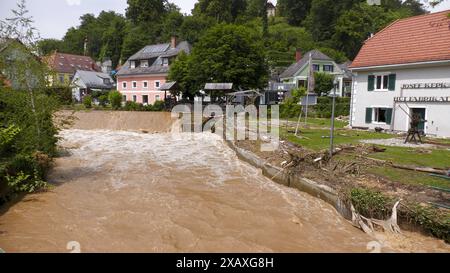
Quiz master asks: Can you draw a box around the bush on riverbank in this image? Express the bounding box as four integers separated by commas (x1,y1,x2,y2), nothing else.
0,88,59,205
280,97,351,119
65,100,167,112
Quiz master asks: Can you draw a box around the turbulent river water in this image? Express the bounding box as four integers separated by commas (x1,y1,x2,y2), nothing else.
0,112,448,253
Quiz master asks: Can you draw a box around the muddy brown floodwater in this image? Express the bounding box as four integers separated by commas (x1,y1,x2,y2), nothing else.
0,112,449,253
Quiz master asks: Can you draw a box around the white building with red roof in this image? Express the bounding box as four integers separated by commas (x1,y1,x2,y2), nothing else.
349,10,450,137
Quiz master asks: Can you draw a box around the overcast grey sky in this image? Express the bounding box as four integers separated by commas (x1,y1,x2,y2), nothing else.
0,0,449,39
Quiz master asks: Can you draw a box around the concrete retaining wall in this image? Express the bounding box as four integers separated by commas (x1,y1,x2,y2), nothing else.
227,141,353,220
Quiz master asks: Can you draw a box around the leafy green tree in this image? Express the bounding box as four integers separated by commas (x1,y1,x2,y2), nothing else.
267,22,315,68
0,0,60,195
121,25,152,62
37,39,64,55
83,95,92,109
161,10,185,41
168,51,197,100
193,0,248,23
277,0,312,26
314,72,334,96
305,0,339,42
187,24,269,92
281,86,306,118
98,13,128,67
179,15,216,44
333,3,403,59
60,11,127,67
126,0,169,25
246,0,267,17
317,47,348,64
109,91,123,110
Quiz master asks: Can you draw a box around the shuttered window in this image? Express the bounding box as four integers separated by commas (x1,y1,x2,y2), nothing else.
388,74,396,91
385,108,393,125
365,108,373,123
368,75,375,91
368,74,396,92
370,108,393,124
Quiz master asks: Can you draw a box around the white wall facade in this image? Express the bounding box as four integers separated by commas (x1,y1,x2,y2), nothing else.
351,64,450,138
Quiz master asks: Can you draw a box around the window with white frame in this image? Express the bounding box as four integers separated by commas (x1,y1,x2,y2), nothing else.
323,65,334,72
375,75,389,91
122,82,127,89
132,95,137,102
132,81,137,89
141,60,149,68
130,61,136,69
366,107,393,124
155,81,160,88
143,81,148,88
155,95,161,101
162,58,169,66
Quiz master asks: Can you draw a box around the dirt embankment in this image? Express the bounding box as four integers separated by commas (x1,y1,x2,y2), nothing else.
233,139,450,242
56,110,175,133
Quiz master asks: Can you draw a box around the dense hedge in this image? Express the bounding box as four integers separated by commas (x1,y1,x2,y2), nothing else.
44,86,72,105
280,97,351,119
0,88,59,205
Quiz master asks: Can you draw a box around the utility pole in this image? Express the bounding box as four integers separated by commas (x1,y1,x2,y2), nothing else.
329,78,339,158
305,52,313,126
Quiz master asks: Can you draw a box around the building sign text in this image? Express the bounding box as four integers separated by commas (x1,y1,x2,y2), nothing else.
394,96,450,103
402,83,450,89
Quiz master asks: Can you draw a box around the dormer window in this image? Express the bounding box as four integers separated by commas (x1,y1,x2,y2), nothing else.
141,60,149,68
103,78,110,85
162,58,169,66
130,61,136,69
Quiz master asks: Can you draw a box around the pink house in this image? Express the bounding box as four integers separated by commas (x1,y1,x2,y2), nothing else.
116,37,191,105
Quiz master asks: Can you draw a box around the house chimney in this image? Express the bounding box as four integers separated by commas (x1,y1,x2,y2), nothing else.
295,48,302,62
171,36,178,49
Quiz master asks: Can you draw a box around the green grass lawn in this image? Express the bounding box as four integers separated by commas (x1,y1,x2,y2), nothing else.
369,146,450,169
282,128,395,151
285,117,348,129
367,166,450,190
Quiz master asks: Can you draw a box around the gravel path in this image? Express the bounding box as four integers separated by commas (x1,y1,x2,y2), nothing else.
360,138,438,148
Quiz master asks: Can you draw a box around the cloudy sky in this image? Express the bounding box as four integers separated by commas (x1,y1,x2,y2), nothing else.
0,0,449,39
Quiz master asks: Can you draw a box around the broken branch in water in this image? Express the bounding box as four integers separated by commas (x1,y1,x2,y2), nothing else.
351,200,402,234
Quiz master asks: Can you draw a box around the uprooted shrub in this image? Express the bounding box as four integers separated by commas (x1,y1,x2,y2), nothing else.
344,187,449,243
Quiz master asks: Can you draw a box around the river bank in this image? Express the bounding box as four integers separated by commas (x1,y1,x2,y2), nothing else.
0,111,448,252
231,138,449,244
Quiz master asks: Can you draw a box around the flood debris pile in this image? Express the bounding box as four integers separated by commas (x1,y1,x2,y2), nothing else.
234,139,450,243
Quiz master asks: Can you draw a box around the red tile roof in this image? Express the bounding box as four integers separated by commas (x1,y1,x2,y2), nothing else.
350,10,450,69
45,52,100,74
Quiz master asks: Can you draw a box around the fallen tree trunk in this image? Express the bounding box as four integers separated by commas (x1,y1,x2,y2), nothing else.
362,156,447,175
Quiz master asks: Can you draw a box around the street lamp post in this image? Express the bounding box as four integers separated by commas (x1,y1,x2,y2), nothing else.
329,78,339,158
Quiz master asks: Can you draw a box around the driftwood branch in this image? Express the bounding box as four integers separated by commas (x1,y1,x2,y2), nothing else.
362,156,447,176
351,200,402,235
